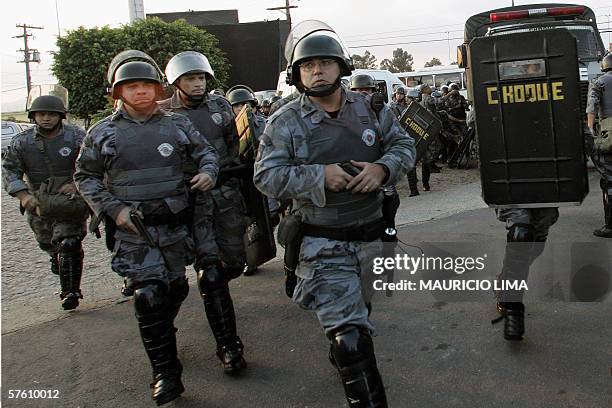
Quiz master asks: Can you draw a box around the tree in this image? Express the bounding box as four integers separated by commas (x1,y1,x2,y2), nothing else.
52,18,229,123
351,50,377,69
379,48,413,73
424,57,443,68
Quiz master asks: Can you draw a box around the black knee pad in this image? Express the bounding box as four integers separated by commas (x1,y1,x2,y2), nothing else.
507,224,535,243
57,236,82,254
168,278,189,304
134,281,168,316
197,263,228,295
328,325,374,369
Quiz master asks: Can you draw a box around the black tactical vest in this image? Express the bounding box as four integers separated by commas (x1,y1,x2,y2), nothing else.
21,125,81,189
297,96,384,227
105,115,186,202
180,97,234,169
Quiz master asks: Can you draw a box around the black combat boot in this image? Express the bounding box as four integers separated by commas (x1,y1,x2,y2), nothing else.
134,284,184,406
494,302,525,341
50,254,59,275
58,238,84,310
594,191,612,238
407,170,420,197
331,326,388,408
198,265,246,373
121,279,134,296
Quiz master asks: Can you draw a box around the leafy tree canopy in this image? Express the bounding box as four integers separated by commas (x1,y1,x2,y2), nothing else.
52,18,229,122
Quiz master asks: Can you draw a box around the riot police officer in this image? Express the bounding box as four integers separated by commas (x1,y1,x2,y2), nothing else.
260,99,272,117
160,51,248,372
75,57,219,404
349,73,377,94
390,86,408,118
587,53,612,238
420,84,443,172
227,85,278,276
2,95,89,310
254,22,415,407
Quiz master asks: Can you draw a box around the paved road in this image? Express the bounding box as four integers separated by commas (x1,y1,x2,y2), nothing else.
2,173,611,408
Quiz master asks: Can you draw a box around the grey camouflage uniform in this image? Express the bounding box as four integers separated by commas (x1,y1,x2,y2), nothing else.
587,72,612,198
74,107,218,287
2,124,88,255
254,90,415,334
158,93,247,272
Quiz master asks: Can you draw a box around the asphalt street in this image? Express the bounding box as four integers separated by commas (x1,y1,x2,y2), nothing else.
1,173,611,408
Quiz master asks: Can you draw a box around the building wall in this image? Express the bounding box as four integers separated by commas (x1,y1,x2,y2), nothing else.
148,10,288,91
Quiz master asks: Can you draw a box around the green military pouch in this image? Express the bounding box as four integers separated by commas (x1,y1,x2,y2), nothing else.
36,176,89,219
595,117,612,153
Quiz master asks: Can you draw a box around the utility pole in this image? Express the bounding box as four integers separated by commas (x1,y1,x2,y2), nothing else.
14,24,43,95
267,0,298,30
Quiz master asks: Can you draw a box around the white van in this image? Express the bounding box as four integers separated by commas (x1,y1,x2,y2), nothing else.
276,68,404,104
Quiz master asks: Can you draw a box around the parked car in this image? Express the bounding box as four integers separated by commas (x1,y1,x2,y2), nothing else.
1,121,32,154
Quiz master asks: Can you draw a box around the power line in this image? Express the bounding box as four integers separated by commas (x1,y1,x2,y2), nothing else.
345,29,465,44
348,37,464,49
343,23,464,39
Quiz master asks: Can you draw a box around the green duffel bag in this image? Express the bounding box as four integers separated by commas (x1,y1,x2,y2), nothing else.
595,116,612,154
36,176,90,219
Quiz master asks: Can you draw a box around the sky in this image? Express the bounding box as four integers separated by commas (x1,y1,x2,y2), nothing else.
2,0,612,112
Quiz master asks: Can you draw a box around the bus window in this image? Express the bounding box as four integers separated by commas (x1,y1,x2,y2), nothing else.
435,73,463,88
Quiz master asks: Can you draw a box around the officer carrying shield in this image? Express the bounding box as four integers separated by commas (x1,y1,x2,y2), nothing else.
587,53,612,238
254,21,415,407
227,85,279,276
389,86,408,118
3,95,89,310
75,55,219,405
159,51,248,372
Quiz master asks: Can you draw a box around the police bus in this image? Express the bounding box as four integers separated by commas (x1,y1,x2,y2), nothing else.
396,65,466,91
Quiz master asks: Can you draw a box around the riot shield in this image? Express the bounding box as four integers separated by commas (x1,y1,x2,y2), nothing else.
26,84,69,111
235,105,277,268
398,102,442,162
468,29,588,207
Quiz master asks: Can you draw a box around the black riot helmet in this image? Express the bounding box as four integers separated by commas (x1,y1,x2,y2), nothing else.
350,74,377,91
111,61,162,99
28,95,67,119
285,21,354,97
394,86,406,95
261,99,271,108
289,35,353,97
602,53,612,72
227,85,256,106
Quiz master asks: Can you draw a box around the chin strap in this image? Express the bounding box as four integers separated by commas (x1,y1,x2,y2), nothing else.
174,84,205,104
302,77,342,97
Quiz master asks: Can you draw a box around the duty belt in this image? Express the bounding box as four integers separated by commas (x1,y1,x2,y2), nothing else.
142,210,189,227
302,219,385,242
